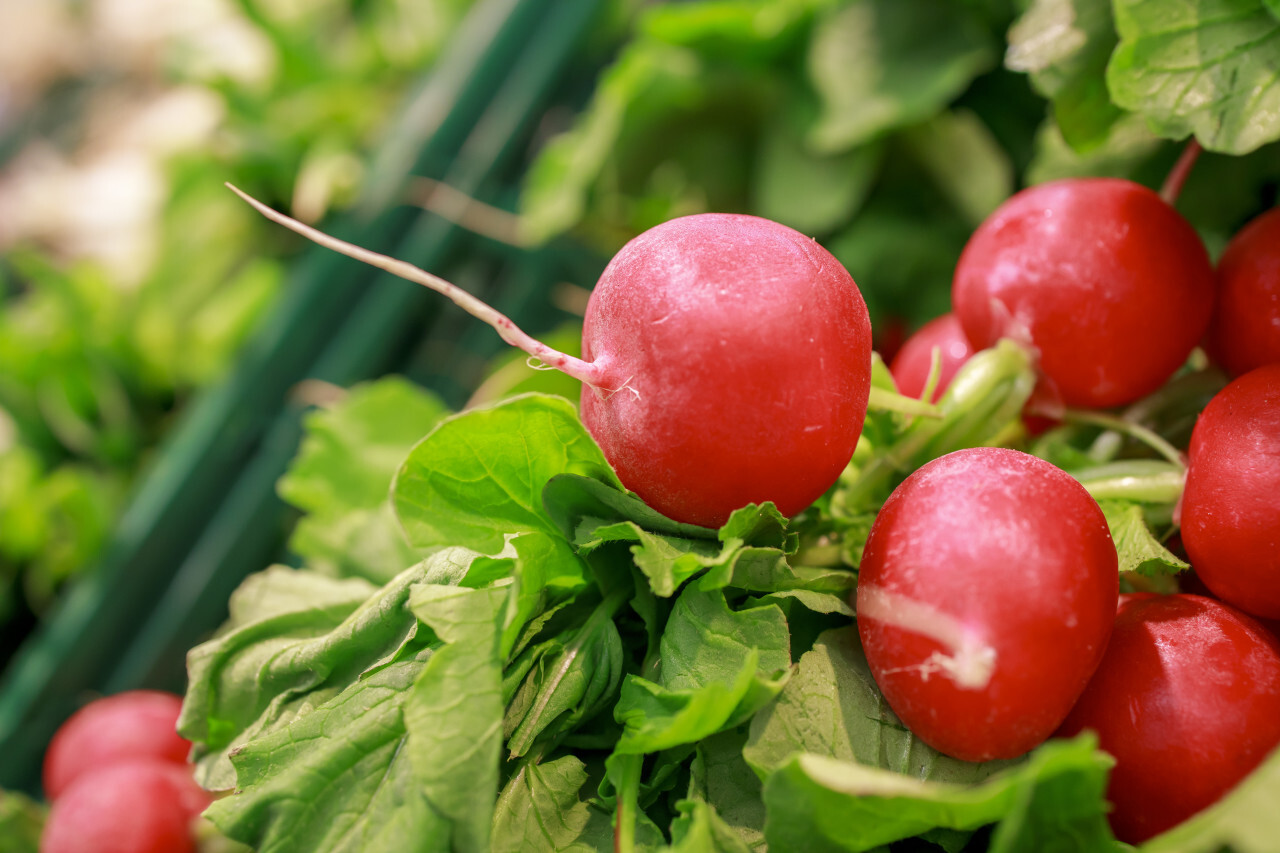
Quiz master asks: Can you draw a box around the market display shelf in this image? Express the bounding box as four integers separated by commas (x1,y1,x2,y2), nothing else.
0,0,609,794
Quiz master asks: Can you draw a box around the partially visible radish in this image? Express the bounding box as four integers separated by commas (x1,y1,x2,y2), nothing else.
1205,206,1280,377
952,178,1214,409
1057,594,1280,843
888,313,974,403
230,188,872,527
1181,364,1280,618
43,690,190,800
40,760,211,853
856,447,1117,762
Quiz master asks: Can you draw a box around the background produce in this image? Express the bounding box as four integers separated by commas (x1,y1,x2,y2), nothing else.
3,0,1280,850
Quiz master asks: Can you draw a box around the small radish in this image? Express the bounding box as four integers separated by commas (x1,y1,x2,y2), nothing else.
888,313,974,403
230,188,872,527
952,178,1214,409
40,759,212,853
43,690,190,800
1057,594,1280,843
1205,206,1280,377
856,447,1117,762
1180,364,1280,619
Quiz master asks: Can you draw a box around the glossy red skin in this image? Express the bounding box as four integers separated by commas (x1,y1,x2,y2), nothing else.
888,313,974,402
1206,206,1280,377
952,178,1214,409
1057,594,1280,843
856,448,1118,762
44,690,190,800
580,213,872,527
40,760,211,853
1181,365,1280,618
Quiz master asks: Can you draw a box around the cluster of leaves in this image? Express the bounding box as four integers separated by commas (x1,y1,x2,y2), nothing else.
518,0,1280,330
0,0,479,647
170,357,1269,853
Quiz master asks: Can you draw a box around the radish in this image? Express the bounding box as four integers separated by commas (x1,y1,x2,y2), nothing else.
888,313,974,403
43,690,190,800
855,447,1118,762
40,759,211,853
1205,206,1280,377
1180,364,1280,619
229,187,872,527
1057,594,1280,843
952,178,1215,410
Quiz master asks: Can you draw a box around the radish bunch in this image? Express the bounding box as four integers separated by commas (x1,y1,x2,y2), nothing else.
39,691,210,853
874,177,1280,841
232,175,1280,845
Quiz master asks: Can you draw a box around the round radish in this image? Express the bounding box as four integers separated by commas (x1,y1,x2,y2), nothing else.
1181,364,1280,618
1057,594,1280,843
44,690,190,800
230,188,873,528
1205,206,1280,377
856,447,1117,762
952,178,1214,409
888,313,974,403
41,759,211,853
578,214,872,526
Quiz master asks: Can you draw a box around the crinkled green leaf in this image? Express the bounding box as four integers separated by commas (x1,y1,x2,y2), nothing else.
405,583,508,853
1141,743,1280,852
393,394,620,562
504,591,626,758
668,799,756,853
807,0,996,151
745,627,1020,782
614,588,791,756
640,0,830,59
491,757,617,853
1107,0,1280,155
278,377,447,581
0,789,44,853
1098,500,1189,576
761,736,1117,852
1005,0,1122,151
685,729,768,851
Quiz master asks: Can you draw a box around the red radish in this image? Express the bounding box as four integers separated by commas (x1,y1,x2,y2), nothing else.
952,178,1214,409
40,760,211,853
888,313,974,402
856,447,1117,762
1057,594,1280,843
1205,206,1280,377
44,690,190,800
1181,364,1280,618
229,188,872,528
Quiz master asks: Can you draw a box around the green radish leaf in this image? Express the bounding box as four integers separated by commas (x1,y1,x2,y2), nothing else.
1025,113,1166,185
1098,500,1189,576
807,0,996,151
684,729,769,851
668,799,756,853
0,789,44,853
761,736,1117,852
613,588,791,756
1107,0,1280,155
278,377,449,582
1005,0,1123,152
404,583,508,853
745,627,1019,782
752,120,883,234
640,0,828,59
393,394,619,563
490,757,617,853
901,109,1015,226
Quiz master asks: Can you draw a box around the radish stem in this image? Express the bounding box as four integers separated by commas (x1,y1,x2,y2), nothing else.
226,183,608,389
1160,139,1202,206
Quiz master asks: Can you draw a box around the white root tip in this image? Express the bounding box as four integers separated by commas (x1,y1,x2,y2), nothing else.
857,585,997,691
